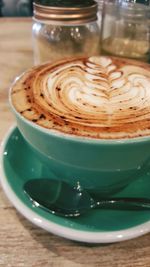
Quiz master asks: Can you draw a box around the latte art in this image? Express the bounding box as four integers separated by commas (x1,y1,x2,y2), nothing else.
11,56,150,139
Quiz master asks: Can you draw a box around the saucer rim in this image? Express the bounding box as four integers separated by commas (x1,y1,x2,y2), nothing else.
0,124,150,244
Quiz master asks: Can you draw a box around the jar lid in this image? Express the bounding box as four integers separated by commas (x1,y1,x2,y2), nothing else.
34,0,96,8
120,3,149,20
33,1,98,24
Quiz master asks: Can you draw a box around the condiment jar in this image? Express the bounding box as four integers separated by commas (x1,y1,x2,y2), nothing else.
101,0,150,62
32,0,101,65
95,0,104,24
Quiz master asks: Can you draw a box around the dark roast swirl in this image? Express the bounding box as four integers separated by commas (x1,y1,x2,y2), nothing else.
11,56,150,139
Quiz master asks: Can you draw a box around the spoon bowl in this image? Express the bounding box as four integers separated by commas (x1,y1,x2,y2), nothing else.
24,179,150,217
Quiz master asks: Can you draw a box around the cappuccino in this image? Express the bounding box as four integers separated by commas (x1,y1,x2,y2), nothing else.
11,56,150,139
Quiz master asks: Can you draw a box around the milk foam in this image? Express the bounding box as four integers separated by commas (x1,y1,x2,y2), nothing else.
11,56,150,139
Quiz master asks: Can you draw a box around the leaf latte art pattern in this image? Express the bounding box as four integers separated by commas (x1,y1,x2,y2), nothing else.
11,56,150,139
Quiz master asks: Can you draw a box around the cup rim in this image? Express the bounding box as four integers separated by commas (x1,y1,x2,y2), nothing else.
9,93,150,146
9,65,150,146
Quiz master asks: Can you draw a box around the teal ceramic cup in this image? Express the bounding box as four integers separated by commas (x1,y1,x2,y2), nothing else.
9,97,150,196
9,55,150,197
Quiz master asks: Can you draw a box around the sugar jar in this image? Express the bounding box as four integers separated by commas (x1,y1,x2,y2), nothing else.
32,0,101,65
101,0,150,62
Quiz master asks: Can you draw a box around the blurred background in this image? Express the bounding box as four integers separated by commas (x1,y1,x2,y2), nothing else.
0,0,33,16
0,0,149,17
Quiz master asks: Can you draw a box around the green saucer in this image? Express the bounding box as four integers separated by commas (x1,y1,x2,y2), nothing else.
1,126,150,243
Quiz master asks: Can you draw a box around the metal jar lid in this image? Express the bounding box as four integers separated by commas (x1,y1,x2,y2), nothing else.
33,1,98,24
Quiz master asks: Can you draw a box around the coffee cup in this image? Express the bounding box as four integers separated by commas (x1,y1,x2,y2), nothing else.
9,56,150,196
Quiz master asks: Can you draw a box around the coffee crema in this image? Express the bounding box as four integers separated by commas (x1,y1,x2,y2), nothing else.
11,56,150,139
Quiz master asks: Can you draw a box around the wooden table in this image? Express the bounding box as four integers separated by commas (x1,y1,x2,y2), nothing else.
0,18,150,267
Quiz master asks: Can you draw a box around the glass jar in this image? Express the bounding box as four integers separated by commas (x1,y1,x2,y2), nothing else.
32,1,101,65
95,0,104,24
101,0,150,62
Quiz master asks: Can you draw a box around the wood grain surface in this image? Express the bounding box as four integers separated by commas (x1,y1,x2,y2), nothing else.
0,18,150,267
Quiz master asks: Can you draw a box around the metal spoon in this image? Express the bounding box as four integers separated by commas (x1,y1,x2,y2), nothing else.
24,178,150,217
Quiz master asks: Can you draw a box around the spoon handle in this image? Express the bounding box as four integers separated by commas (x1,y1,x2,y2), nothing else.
96,197,150,210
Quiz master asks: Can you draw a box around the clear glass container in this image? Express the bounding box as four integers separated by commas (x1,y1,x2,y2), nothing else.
101,0,150,62
95,0,104,24
32,1,101,65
